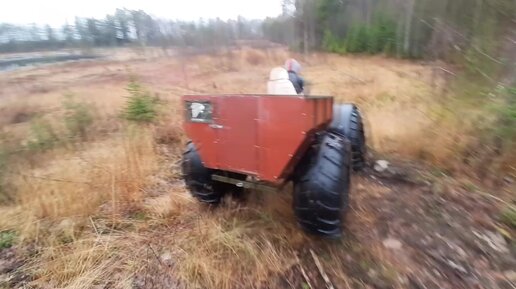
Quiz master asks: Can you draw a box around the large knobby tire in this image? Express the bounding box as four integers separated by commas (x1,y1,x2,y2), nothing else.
181,141,224,204
293,132,352,238
329,104,366,171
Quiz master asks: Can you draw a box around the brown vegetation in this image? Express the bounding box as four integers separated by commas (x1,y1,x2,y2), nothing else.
0,48,513,289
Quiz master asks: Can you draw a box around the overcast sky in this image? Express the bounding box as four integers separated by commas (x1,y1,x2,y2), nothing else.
1,0,283,26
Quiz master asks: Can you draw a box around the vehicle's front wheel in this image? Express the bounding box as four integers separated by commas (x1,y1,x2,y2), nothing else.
293,132,352,238
181,141,224,204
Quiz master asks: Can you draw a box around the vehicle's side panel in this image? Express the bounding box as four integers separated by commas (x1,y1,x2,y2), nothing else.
258,96,333,181
216,96,259,175
183,94,333,183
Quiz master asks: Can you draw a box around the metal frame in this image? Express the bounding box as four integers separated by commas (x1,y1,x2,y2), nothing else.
211,174,279,193
184,94,333,99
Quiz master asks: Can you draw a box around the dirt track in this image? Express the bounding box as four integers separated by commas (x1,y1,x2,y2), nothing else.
343,169,515,289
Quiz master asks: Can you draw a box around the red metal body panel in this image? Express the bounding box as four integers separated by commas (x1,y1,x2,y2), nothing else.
183,94,333,183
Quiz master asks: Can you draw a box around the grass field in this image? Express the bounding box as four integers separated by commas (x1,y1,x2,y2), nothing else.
0,47,514,289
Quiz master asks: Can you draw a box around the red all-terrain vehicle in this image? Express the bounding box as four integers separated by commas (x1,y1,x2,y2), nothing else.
181,94,365,237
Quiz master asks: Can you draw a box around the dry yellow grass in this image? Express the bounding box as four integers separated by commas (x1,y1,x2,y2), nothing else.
172,215,294,288
17,186,306,288
2,128,157,242
152,187,307,289
31,237,119,288
244,48,268,66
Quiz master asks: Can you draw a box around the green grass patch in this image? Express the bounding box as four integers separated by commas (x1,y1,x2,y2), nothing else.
0,231,15,249
26,119,59,152
500,206,516,228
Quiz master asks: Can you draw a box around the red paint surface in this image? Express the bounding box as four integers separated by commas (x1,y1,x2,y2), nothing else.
183,94,333,183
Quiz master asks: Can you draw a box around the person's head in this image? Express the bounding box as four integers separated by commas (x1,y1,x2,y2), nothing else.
284,59,302,74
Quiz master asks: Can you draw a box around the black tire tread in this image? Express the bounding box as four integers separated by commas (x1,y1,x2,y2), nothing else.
293,132,351,238
329,105,366,171
347,108,366,171
182,141,224,204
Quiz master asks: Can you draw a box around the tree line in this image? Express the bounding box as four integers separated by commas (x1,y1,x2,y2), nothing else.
0,9,263,53
263,0,515,98
265,0,514,61
1,1,514,74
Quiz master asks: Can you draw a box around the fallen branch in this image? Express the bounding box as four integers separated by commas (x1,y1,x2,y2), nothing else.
425,251,468,279
89,216,99,236
474,191,515,210
452,185,516,211
438,67,457,76
147,243,164,267
294,252,313,289
310,249,335,289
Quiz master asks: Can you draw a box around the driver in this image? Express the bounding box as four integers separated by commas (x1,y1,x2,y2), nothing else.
284,58,305,94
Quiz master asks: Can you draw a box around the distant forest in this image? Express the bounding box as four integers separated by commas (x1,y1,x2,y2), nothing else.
0,9,264,53
1,0,514,66
1,0,515,85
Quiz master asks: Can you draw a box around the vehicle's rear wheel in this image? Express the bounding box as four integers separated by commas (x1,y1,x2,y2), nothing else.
329,104,366,171
293,132,351,237
182,141,224,204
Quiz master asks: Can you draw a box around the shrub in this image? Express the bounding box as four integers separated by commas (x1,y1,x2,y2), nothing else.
62,94,94,140
122,80,159,123
27,119,59,151
322,30,346,54
0,230,15,249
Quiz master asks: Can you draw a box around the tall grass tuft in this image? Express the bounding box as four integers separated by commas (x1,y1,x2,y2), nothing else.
12,129,158,241
62,94,94,141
